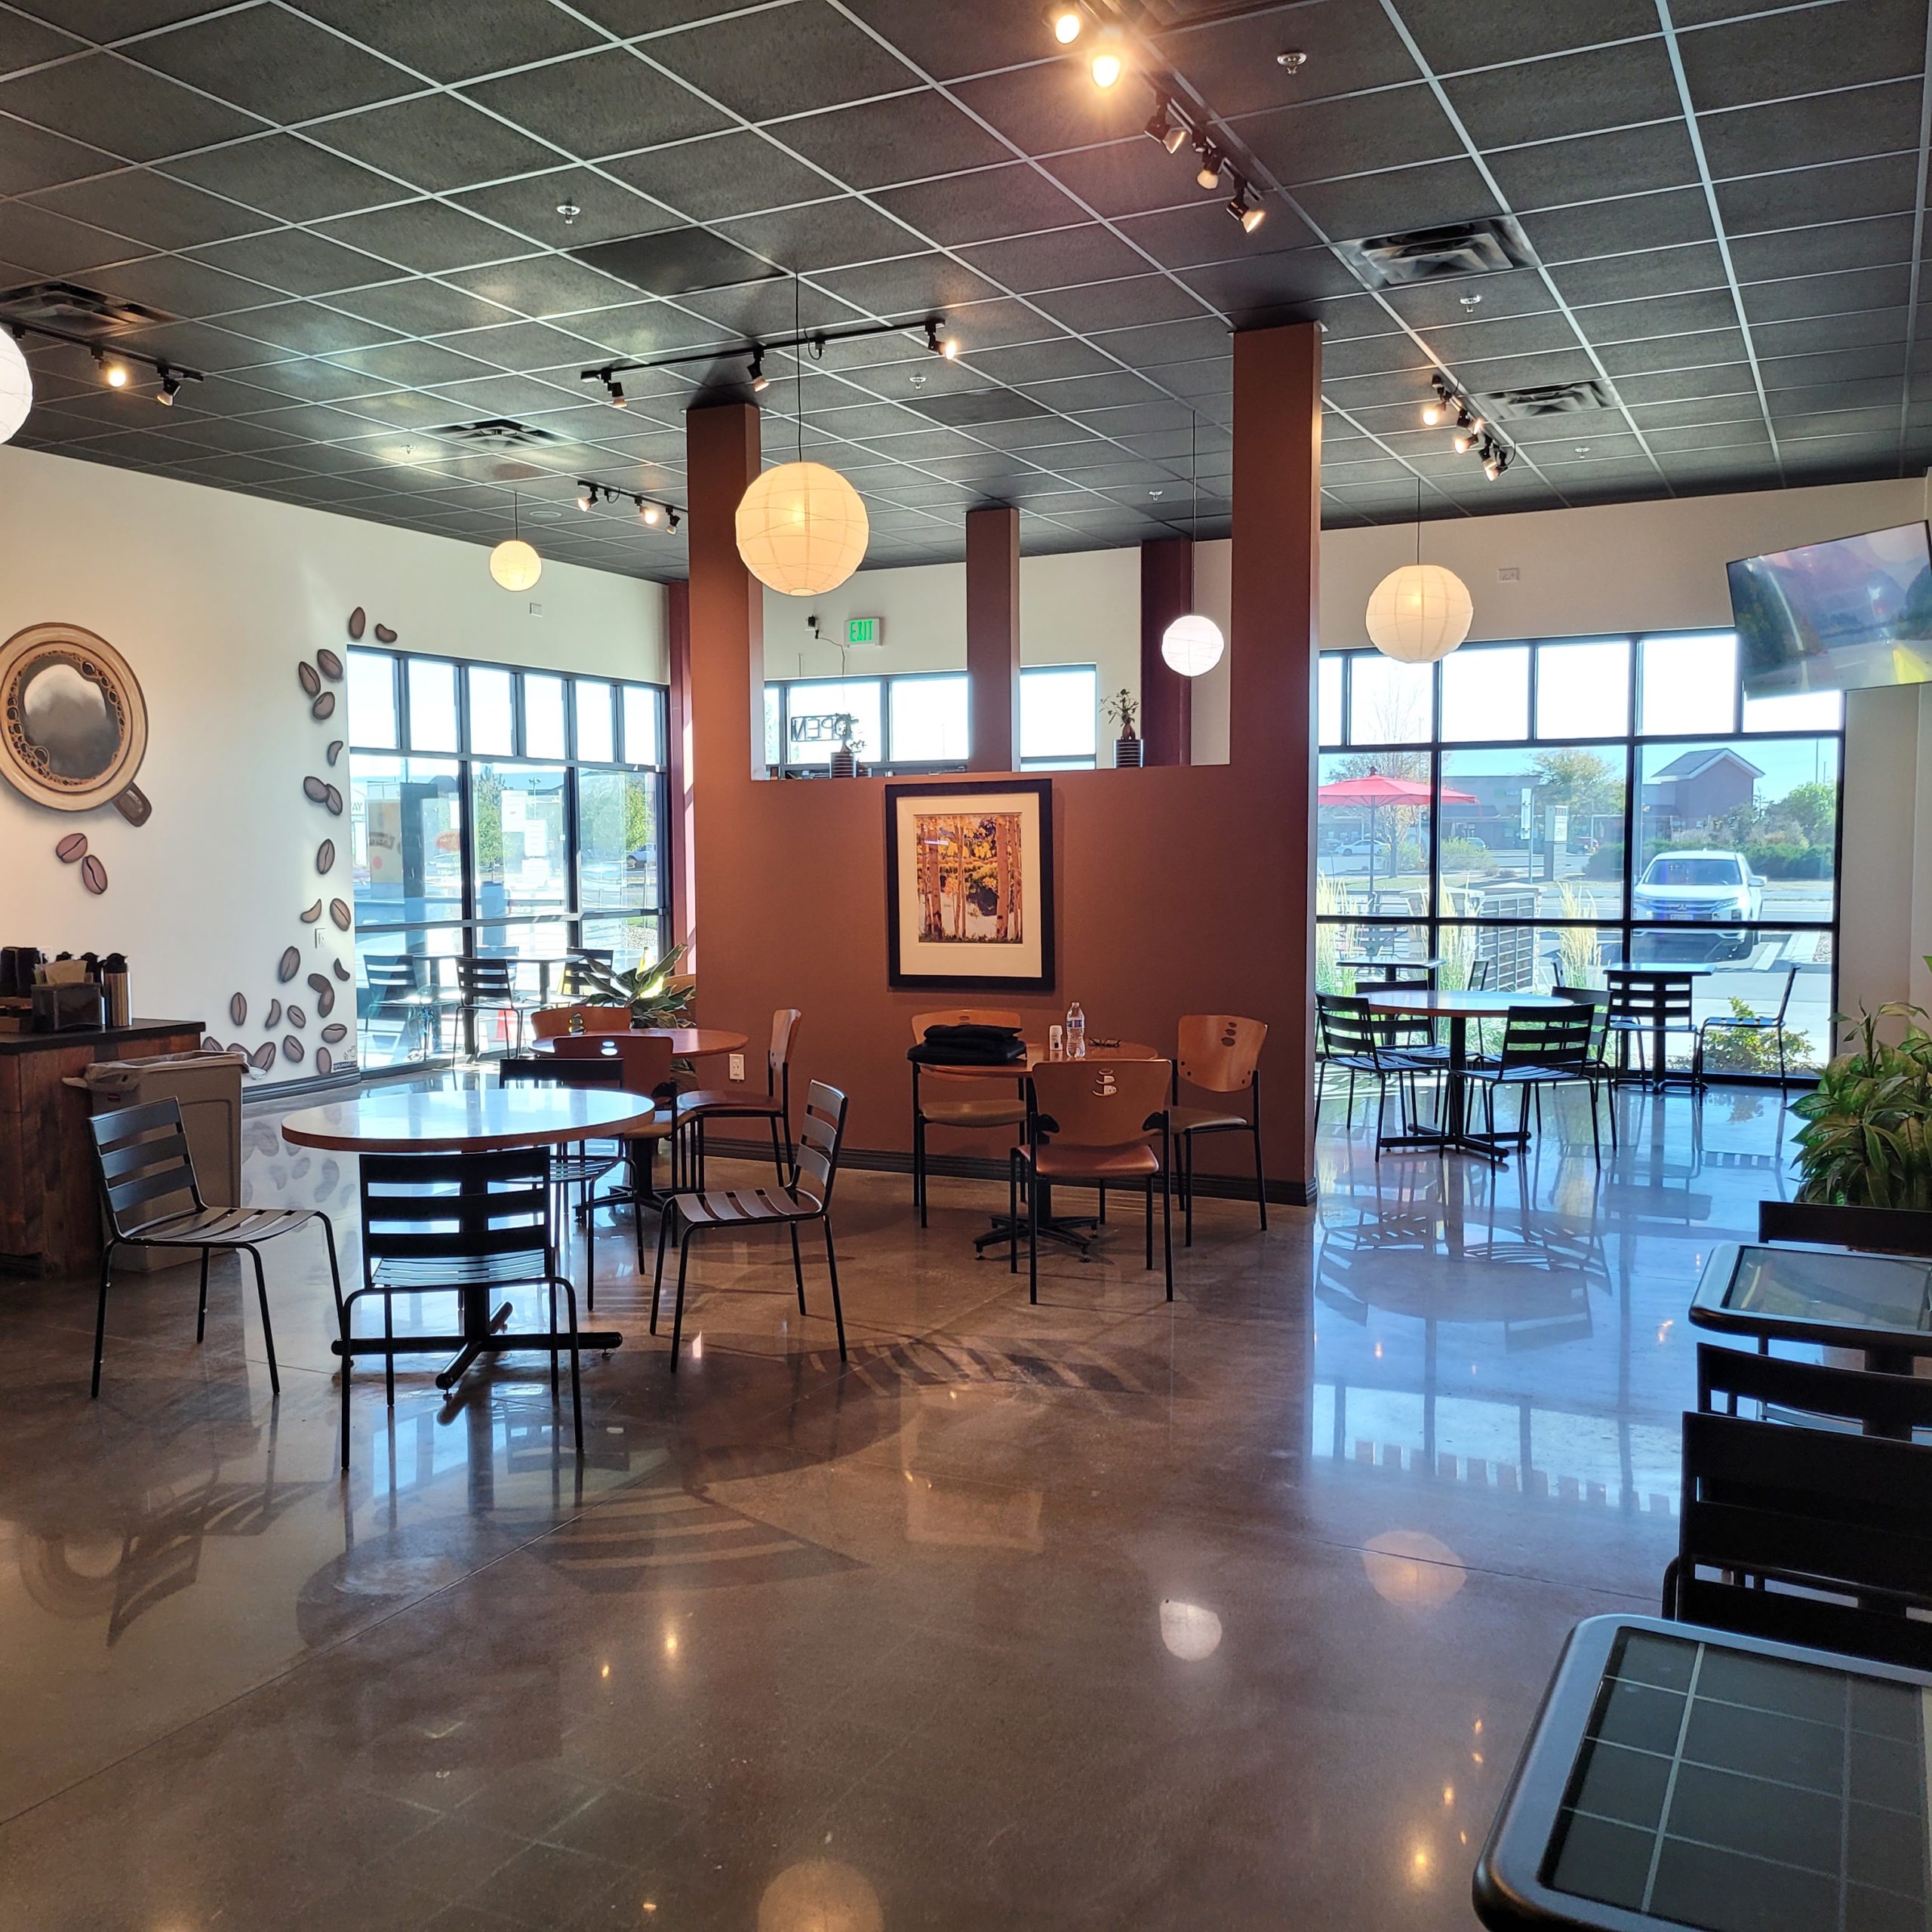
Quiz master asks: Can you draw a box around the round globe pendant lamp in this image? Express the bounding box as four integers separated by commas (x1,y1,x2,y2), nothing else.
1365,478,1472,663
489,494,542,591
735,272,869,598
1158,412,1225,677
0,328,32,445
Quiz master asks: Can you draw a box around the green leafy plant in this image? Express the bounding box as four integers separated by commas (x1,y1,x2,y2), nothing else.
1791,1001,1932,1209
1103,688,1139,739
562,943,694,1029
1698,995,1811,1075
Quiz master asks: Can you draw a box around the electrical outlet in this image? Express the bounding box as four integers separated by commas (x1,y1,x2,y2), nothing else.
728,1051,745,1082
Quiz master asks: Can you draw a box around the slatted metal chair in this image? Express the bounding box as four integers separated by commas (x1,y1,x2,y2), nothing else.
1693,1340,1932,1441
454,955,535,1053
1605,967,1700,1088
87,1098,343,1399
1313,992,1432,1153
1465,1003,1603,1162
672,1007,802,1191
1695,964,1798,1085
1011,1057,1173,1303
361,954,440,1060
1168,1014,1267,1245
499,1053,627,1311
346,1147,584,1467
651,1081,849,1372
1552,985,1621,1150
909,1007,1028,1227
549,1033,680,1266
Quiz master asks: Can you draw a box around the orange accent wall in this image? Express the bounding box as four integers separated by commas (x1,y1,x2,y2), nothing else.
680,323,1320,1195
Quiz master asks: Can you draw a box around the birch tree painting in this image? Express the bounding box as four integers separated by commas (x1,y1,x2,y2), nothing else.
914,811,1023,945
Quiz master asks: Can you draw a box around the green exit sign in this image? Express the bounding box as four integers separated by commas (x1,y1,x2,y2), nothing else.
844,616,882,646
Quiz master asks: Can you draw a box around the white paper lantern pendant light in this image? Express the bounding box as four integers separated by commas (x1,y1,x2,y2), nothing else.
489,493,542,591
736,274,869,598
0,327,32,445
1365,478,1472,664
1159,411,1226,678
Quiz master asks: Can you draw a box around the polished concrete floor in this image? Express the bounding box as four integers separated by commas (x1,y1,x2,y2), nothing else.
0,1075,1791,1929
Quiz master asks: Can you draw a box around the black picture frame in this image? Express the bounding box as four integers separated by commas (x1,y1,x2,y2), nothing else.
884,777,1055,992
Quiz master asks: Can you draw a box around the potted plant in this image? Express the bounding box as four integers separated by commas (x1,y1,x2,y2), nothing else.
562,943,694,1029
827,712,863,780
1104,688,1142,768
1782,997,1932,1251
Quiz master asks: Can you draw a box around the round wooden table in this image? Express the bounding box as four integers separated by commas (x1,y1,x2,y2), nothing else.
1364,990,1576,1162
279,1085,664,1385
532,1026,748,1059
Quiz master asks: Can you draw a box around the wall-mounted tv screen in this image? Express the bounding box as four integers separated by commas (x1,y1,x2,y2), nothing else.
1730,521,1932,697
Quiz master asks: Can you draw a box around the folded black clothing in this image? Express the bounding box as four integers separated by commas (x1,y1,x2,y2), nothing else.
910,1024,1026,1067
922,1023,1021,1048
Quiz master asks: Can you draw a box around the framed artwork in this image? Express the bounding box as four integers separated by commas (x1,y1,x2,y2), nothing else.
885,778,1055,991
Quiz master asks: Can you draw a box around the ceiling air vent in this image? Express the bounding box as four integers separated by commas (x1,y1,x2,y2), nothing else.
1475,380,1613,420
438,419,560,448
0,281,173,336
1336,217,1532,288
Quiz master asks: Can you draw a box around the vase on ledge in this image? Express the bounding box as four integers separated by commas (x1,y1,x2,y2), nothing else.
1113,734,1143,768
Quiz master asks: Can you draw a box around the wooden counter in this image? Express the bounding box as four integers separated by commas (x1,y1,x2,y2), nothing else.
0,1020,205,1275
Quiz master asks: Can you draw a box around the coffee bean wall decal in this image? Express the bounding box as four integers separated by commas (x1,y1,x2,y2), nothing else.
374,622,396,643
308,975,335,1017
331,958,351,981
326,740,343,766
278,946,300,982
321,1021,348,1044
80,855,107,894
250,1041,276,1072
315,1045,332,1075
303,777,326,803
324,784,342,815
264,999,281,1029
55,833,86,863
298,661,321,697
311,691,336,721
282,1036,303,1063
328,899,351,931
288,1004,306,1029
317,839,335,873
229,992,247,1026
347,608,365,640
202,1035,221,1054
300,900,321,923
316,648,343,681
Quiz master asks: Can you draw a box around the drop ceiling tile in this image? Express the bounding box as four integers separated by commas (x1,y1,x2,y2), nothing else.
428,318,603,373
1114,198,1318,268
776,90,1013,191
158,131,404,223
713,193,924,270
1242,84,1466,186
1424,312,1583,361
0,50,261,160
952,224,1153,294
26,165,269,251
1715,154,1918,235
463,49,726,161
454,168,674,252
286,0,604,85
669,276,862,337
946,57,1148,157
1293,158,1502,242
325,339,496,386
1518,186,1715,261
1626,390,1763,426
1730,214,1916,281
645,1,916,122
0,197,137,273
1574,288,1742,343
1041,140,1209,221
0,114,115,195
1678,0,1930,109
1612,360,1758,402
1322,331,1435,379
1643,419,1773,452
1488,122,1701,211
1742,264,1912,321
812,251,1001,318
314,200,528,275
1093,315,1229,367
1700,78,1924,180
1176,247,1359,322
224,300,399,354
1392,0,1661,68
131,5,417,122
1549,242,1728,305
565,300,737,358
1595,327,1748,374
1444,42,1683,146
872,163,1088,247
1155,4,1421,118
94,251,273,315
603,131,834,225
1754,306,1909,356
325,279,514,335
1762,344,1907,386
833,0,1052,82
187,226,391,296
1385,268,1557,328
304,93,558,196
210,353,383,401
1029,273,1208,333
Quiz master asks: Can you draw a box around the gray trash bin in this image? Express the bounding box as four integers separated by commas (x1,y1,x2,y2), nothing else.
80,1051,246,1270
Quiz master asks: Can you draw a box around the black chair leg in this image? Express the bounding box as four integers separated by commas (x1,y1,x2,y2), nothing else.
821,1217,847,1360
1144,1177,1153,1271
319,1214,346,1326
1184,1133,1195,1248
651,1204,673,1334
1028,1159,1041,1305
555,1274,584,1449
196,1248,211,1343
770,1115,789,1188
914,1115,927,1226
246,1247,280,1396
91,1239,115,1398
339,1314,352,1473
1008,1151,1019,1274
1161,1164,1174,1300
669,1229,695,1371
1251,1118,1267,1232
789,1221,807,1314
383,1293,395,1407
549,1281,560,1398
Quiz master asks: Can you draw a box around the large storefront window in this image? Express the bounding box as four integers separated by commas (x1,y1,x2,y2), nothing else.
1318,635,1842,1075
348,650,669,1071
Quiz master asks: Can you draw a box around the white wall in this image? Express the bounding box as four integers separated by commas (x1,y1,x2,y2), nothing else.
0,446,666,1085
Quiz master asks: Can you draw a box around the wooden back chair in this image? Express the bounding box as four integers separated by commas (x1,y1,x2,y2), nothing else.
673,1007,804,1191
1171,1016,1268,1244
1015,1057,1173,1303
528,1003,632,1040
651,1081,851,1371
908,1006,1027,1226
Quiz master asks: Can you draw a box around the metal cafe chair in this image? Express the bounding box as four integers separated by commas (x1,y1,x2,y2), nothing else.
1168,1014,1268,1245
651,1081,850,1372
1695,964,1798,1086
346,1146,585,1468
1604,967,1700,1088
1313,993,1433,1154
453,955,535,1054
1465,1003,1604,1164
361,953,440,1060
499,1053,626,1312
1011,1057,1174,1303
1552,985,1621,1150
549,1033,680,1267
673,1007,803,1191
909,1006,1029,1226
87,1098,343,1399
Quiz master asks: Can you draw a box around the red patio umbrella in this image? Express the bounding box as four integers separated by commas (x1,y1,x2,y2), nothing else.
1318,767,1477,896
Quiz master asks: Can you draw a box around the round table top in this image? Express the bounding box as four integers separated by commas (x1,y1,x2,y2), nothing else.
278,1084,669,1153
533,1026,748,1057
927,1040,1162,1079
1364,989,1576,1020
1608,963,1717,977
1340,955,1444,970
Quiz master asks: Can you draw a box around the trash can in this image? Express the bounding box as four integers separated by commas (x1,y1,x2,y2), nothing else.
81,1051,246,1271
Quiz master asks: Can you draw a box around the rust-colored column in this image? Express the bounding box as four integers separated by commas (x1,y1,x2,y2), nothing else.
965,505,1020,771
683,401,764,986
665,577,694,956
1139,536,1193,766
1231,321,1321,1195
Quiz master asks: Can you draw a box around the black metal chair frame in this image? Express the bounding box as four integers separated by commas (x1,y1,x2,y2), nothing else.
361,954,441,1061
1551,985,1622,1151
1464,1004,1603,1164
1605,967,1700,1090
88,1097,343,1400
1314,993,1434,1155
454,955,536,1054
499,1054,628,1312
1169,1067,1266,1249
651,1081,849,1372
1694,964,1798,1087
343,1145,586,1468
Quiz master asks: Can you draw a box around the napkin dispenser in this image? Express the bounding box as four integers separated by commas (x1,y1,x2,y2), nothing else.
30,981,104,1032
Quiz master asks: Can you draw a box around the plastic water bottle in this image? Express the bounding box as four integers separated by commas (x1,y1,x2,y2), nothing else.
1066,1001,1086,1058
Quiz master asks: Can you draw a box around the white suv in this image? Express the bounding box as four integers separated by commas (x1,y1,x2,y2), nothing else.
1631,849,1763,958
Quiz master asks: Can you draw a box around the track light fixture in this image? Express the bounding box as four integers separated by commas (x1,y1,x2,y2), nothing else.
581,312,952,392
602,372,626,407
1044,2,1084,43
749,348,770,392
666,508,681,532
155,365,181,406
1481,440,1509,481
639,499,660,526
577,485,596,511
1195,143,1224,191
1088,25,1125,87
922,318,958,359
1144,97,1187,152
94,350,129,389
574,480,686,531
1227,183,1264,231
1428,373,1517,478
1421,374,1454,426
